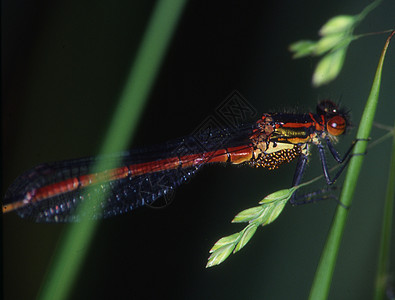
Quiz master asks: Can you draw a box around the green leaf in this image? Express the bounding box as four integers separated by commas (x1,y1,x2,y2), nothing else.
312,47,347,87
234,223,258,253
289,0,382,88
266,201,288,224
319,15,356,36
206,186,307,267
209,232,241,253
259,187,298,204
232,206,263,223
38,1,188,299
289,40,317,58
251,201,287,226
314,34,347,55
309,29,394,300
206,243,236,268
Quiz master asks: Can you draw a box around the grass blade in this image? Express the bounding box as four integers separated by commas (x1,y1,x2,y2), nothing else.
37,1,187,300
308,30,395,300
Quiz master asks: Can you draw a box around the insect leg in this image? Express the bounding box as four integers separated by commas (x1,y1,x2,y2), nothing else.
325,137,370,163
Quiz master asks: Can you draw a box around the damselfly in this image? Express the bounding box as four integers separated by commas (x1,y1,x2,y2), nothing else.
3,100,353,222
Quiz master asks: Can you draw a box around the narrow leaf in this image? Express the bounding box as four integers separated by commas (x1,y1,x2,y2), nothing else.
209,232,241,253
309,29,395,300
319,15,355,36
234,224,258,253
265,201,288,224
259,187,298,204
232,206,263,223
250,205,273,225
314,34,347,55
289,40,317,58
206,244,235,268
312,47,347,87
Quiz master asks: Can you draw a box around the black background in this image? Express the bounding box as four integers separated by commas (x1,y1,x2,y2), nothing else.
2,0,395,299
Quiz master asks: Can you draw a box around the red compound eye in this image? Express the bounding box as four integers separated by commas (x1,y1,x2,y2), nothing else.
327,116,346,136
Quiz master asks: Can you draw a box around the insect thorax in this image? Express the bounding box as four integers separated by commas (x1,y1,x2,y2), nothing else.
249,142,303,170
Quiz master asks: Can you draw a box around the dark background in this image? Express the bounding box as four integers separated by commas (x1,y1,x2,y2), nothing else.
2,0,395,299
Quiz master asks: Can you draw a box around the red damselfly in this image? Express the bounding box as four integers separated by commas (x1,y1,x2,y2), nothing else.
3,100,354,222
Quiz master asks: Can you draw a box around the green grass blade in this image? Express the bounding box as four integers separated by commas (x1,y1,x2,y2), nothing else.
373,122,395,300
37,1,187,300
308,30,395,300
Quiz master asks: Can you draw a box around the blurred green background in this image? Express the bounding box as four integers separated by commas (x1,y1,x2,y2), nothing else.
2,0,395,299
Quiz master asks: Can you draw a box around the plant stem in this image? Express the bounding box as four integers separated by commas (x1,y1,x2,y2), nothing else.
37,1,187,300
308,30,395,300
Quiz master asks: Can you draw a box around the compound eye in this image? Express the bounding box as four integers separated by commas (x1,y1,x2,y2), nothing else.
327,116,346,136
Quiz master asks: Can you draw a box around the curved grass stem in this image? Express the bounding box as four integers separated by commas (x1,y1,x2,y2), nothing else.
308,30,395,300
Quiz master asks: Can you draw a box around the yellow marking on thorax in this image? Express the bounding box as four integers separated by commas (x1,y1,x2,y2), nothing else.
264,141,295,154
250,141,303,170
